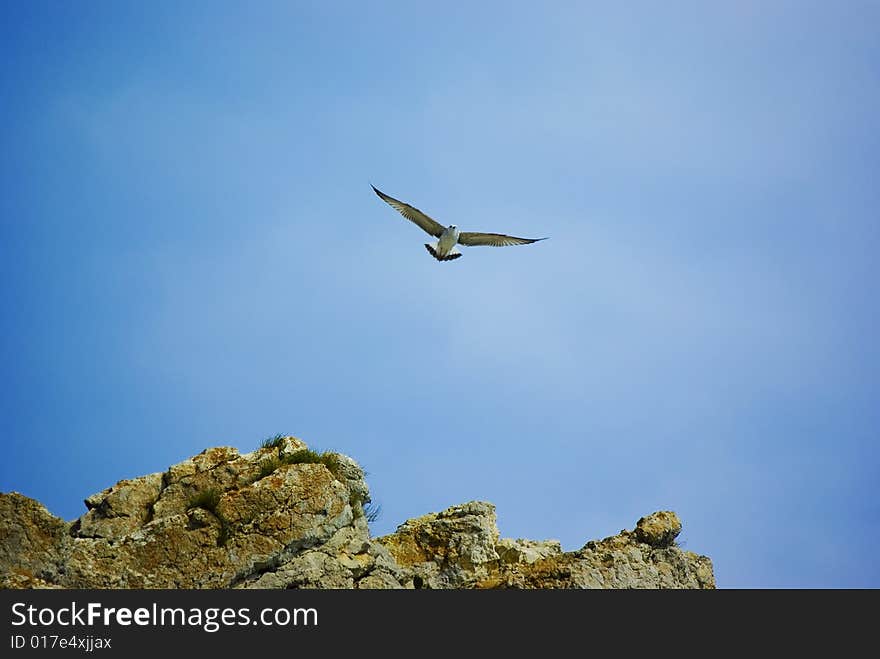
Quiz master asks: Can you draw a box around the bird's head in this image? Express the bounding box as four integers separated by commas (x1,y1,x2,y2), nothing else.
449,225,457,230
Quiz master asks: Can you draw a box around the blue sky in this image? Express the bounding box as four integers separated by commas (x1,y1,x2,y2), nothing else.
2,1,878,588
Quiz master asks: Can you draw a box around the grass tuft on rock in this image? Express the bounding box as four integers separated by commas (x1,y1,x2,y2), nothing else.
257,456,281,480
280,449,344,480
349,492,381,524
260,433,287,450
364,501,382,523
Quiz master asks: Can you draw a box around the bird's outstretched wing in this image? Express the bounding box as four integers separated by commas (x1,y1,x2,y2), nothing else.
458,232,548,247
372,185,444,238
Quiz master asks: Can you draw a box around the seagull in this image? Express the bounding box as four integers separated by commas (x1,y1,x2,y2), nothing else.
371,185,547,262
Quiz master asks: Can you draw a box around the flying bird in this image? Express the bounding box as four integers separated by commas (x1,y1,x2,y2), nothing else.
371,185,547,262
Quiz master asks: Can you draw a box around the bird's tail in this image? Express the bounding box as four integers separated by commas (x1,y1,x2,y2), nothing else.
425,244,462,262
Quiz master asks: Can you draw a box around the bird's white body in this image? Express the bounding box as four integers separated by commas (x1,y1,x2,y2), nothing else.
435,225,461,258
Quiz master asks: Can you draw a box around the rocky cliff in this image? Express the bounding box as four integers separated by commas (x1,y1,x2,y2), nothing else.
0,437,715,589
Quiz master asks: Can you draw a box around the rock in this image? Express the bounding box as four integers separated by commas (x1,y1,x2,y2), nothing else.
0,437,715,589
476,517,715,589
0,493,71,588
634,511,682,547
378,502,713,590
77,472,163,538
235,517,407,589
378,501,500,588
496,538,563,565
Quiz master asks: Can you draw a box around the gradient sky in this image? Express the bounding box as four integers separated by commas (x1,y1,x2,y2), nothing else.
2,1,878,588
